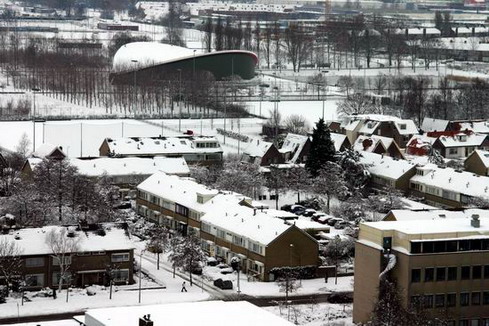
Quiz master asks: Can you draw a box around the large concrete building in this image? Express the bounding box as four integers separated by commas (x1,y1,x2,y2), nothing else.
110,42,257,84
353,212,489,325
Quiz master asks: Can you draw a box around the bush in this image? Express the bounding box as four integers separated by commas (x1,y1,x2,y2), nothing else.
269,265,317,280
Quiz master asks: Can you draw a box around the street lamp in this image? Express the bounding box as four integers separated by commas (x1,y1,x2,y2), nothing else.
131,59,138,118
177,69,182,132
31,87,41,152
138,249,145,303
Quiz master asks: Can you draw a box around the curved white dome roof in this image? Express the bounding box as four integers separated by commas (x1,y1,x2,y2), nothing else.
112,42,195,73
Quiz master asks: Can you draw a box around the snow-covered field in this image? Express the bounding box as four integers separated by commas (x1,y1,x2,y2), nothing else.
265,302,354,326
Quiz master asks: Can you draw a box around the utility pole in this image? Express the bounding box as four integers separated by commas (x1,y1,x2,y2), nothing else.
178,69,182,132
131,59,138,118
31,88,41,152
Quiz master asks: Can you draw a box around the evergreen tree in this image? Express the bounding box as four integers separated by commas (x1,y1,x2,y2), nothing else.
305,119,336,177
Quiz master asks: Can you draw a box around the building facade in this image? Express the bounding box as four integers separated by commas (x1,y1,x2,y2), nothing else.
353,214,489,325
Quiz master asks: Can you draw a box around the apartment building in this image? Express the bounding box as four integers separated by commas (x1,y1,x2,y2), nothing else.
99,136,223,165
353,213,489,325
0,224,134,290
359,152,417,192
136,172,319,281
409,164,489,207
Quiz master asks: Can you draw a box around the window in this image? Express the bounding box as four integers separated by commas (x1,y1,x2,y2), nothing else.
461,266,471,280
25,274,44,287
111,253,130,262
484,291,489,305
435,294,445,307
470,320,480,326
459,321,469,326
423,295,434,309
410,295,422,308
92,251,106,255
425,268,434,282
485,265,489,278
449,148,458,155
216,229,225,239
175,204,189,217
411,269,421,283
460,292,470,306
52,256,72,266
411,242,421,254
423,242,434,253
112,269,129,282
448,267,458,281
473,266,482,279
459,240,471,251
76,252,91,256
447,293,456,307
201,223,211,233
436,267,446,281
25,257,44,267
483,319,489,326
472,292,481,306
447,241,458,252
52,272,71,285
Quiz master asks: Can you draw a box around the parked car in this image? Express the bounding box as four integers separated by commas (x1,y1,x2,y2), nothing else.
303,209,317,217
290,205,306,215
213,278,233,290
281,204,292,212
334,220,355,230
327,217,344,227
317,215,333,225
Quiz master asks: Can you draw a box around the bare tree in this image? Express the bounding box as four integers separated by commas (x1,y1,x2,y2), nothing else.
283,24,313,72
284,115,310,135
45,227,80,291
338,93,378,116
146,226,170,270
0,237,23,294
168,233,205,286
266,166,288,209
313,162,348,214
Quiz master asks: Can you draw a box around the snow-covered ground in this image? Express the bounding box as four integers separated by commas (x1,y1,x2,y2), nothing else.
265,302,354,326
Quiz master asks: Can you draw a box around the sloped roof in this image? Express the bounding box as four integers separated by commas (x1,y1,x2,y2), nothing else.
354,135,394,153
330,133,348,152
359,152,417,180
280,133,309,163
437,133,487,148
243,138,273,158
32,143,65,159
421,117,450,132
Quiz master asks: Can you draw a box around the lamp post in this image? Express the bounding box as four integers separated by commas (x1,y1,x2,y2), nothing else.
138,250,145,303
131,59,138,117
31,87,40,152
177,69,182,132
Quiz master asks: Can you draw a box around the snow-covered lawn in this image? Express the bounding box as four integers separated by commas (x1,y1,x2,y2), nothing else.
265,302,354,326
1,263,210,319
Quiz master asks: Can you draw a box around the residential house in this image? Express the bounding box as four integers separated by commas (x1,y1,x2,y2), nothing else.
279,133,311,164
341,115,418,148
99,136,223,165
242,139,284,166
32,143,67,160
409,164,489,207
0,224,134,290
432,131,489,159
22,157,190,196
406,134,437,156
330,133,351,152
455,120,489,135
353,213,489,325
353,135,404,159
359,152,417,192
136,172,319,281
465,150,489,176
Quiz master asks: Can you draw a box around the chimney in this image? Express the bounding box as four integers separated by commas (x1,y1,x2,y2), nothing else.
139,314,154,326
471,214,480,228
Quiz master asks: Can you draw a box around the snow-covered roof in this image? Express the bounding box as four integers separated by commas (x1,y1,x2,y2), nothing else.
359,152,417,180
200,194,292,246
458,121,489,134
0,225,134,256
354,135,393,153
407,134,437,148
112,42,258,73
394,27,441,35
363,216,489,235
387,208,489,222
393,119,418,135
468,150,489,168
32,143,65,158
85,301,295,326
280,133,308,163
330,133,348,152
411,164,489,200
243,138,273,158
137,172,219,212
285,218,330,231
27,157,190,177
437,133,487,147
421,117,450,132
103,136,222,156
434,37,489,52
